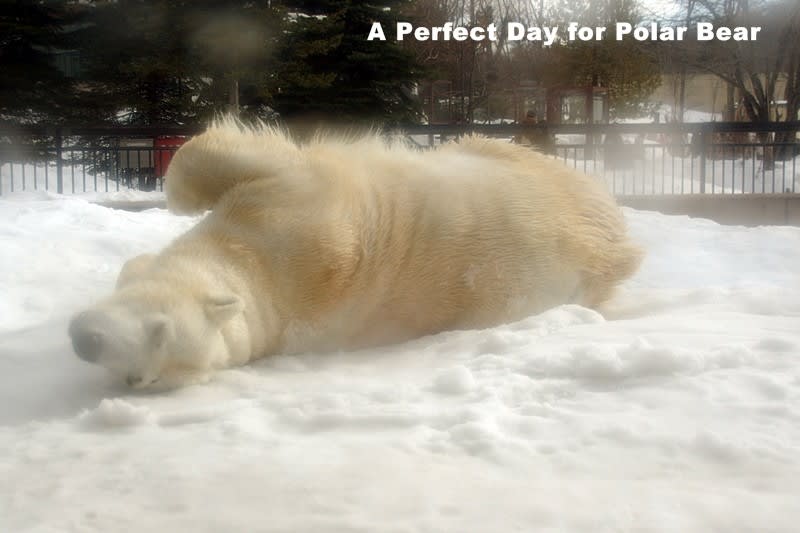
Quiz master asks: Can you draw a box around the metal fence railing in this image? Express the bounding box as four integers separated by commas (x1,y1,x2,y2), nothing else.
551,142,799,195
0,125,199,196
0,147,186,194
401,122,800,196
2,122,800,196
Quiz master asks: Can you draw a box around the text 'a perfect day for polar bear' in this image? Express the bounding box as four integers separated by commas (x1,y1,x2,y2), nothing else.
366,22,762,46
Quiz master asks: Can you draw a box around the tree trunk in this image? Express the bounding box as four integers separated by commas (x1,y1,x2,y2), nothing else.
229,78,240,117
725,83,735,121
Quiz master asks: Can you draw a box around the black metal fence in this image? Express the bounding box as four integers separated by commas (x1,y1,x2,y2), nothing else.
403,122,800,195
1,145,177,194
0,125,200,196
2,122,799,196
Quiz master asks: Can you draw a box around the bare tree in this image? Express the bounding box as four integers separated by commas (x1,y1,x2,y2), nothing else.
404,0,663,122
686,0,800,124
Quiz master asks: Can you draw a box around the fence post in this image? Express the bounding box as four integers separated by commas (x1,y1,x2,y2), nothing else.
698,128,707,194
586,123,595,161
55,127,63,194
543,123,553,155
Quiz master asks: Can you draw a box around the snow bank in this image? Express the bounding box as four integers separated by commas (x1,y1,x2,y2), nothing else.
79,398,157,429
1,194,799,532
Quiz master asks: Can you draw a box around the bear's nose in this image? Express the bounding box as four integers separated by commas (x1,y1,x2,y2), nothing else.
69,313,105,363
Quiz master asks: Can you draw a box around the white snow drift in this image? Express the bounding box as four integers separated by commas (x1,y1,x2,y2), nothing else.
1,192,799,532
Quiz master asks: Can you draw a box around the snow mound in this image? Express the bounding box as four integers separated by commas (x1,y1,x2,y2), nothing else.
79,398,157,429
432,365,476,395
1,197,800,532
522,338,760,382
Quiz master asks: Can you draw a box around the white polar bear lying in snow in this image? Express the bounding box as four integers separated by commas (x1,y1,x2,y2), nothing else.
69,119,642,388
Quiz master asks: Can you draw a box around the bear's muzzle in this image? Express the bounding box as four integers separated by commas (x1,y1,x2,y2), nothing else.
68,312,105,363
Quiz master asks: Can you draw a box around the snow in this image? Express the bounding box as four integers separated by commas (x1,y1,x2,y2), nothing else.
619,108,723,124
1,194,799,532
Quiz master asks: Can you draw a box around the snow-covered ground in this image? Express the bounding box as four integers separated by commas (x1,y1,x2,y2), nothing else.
1,193,799,532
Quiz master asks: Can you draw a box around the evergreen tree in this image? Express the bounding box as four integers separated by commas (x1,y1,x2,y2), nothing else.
183,1,283,121
3,0,423,126
274,0,424,125
75,0,281,125
0,0,77,123
77,0,203,125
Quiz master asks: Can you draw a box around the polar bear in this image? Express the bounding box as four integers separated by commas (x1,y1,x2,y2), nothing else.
69,119,642,388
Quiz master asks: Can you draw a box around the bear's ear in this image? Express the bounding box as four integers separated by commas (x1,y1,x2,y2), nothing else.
144,314,174,349
204,293,243,326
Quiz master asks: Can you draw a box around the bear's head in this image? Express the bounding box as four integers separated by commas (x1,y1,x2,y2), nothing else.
68,283,243,388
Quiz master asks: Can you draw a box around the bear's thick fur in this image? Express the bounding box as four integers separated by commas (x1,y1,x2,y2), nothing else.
69,120,642,388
